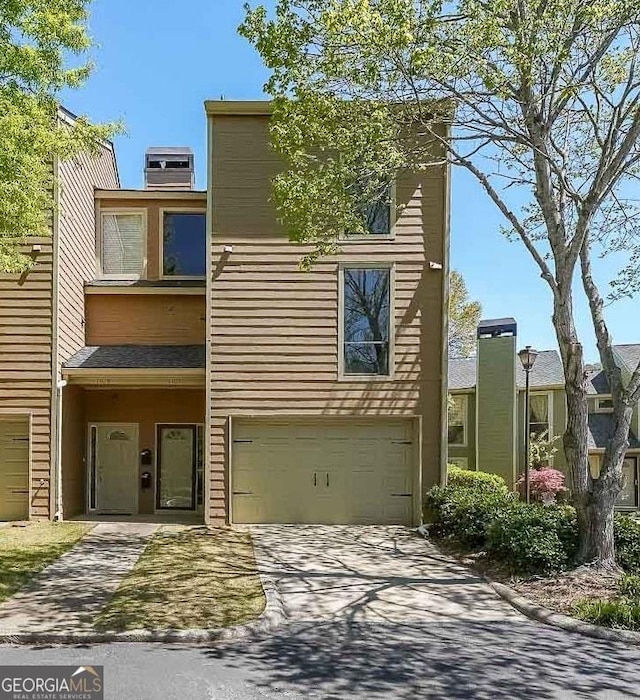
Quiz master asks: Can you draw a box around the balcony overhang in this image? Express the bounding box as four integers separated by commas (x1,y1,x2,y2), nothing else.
62,367,205,388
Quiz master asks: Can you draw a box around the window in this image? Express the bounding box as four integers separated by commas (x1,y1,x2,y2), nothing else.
344,180,394,238
448,457,469,469
342,267,391,376
595,397,614,413
448,395,467,445
529,393,552,438
162,211,206,277
100,212,145,278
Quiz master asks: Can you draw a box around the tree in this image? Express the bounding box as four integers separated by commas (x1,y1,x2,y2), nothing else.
241,0,640,568
449,271,481,358
0,0,118,272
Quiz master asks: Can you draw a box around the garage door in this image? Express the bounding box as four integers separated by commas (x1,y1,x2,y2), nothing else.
232,419,416,525
0,419,29,521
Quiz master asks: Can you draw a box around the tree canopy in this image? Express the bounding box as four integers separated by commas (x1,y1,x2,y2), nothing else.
449,271,481,358
0,0,118,271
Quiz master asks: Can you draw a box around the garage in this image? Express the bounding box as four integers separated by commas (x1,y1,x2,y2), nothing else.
0,418,30,521
231,418,418,525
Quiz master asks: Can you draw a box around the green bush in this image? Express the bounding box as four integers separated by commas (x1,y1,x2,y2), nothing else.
614,514,640,573
486,503,578,575
618,573,640,599
446,466,508,494
572,598,640,630
424,485,513,548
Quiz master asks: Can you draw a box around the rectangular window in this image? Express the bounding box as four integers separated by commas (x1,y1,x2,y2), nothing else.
595,397,614,413
360,184,392,235
100,212,145,278
342,267,391,376
529,393,552,439
448,395,467,445
162,211,206,277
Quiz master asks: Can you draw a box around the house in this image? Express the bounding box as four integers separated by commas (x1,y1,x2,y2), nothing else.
0,108,120,522
447,317,640,509
0,100,451,526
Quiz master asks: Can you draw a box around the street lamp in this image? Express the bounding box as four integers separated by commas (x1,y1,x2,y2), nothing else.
518,345,539,504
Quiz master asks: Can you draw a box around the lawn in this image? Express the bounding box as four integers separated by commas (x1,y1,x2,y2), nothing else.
94,527,266,632
0,522,90,603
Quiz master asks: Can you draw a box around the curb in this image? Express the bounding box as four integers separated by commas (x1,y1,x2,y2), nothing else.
489,581,640,646
0,573,286,646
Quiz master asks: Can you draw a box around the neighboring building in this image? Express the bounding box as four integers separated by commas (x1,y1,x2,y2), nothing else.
0,101,451,526
0,108,119,522
447,318,640,509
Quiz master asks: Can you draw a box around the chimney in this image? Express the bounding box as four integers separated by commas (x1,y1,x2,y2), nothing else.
144,147,195,191
475,318,518,487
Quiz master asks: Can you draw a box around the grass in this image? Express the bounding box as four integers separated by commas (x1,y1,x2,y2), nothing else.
0,522,90,603
94,527,266,632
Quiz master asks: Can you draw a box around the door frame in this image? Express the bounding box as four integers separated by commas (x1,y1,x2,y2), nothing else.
622,455,639,509
155,423,198,511
87,423,139,514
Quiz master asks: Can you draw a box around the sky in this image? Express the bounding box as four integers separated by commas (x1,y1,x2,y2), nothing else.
60,0,639,363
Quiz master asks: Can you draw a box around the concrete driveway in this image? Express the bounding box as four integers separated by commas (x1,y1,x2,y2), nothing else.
249,524,519,624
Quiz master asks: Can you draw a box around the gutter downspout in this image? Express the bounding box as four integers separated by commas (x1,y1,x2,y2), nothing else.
54,378,67,521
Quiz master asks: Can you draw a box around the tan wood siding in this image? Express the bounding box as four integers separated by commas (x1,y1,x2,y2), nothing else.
0,238,53,517
57,146,120,365
97,196,206,282
208,114,447,524
85,294,206,345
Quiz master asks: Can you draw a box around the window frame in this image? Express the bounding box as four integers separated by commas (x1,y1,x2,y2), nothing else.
595,397,615,413
448,456,469,469
447,394,468,447
98,208,147,281
337,262,395,381
529,391,554,440
159,207,207,280
338,181,397,243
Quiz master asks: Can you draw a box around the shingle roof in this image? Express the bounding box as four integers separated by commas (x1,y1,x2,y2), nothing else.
588,413,640,450
586,369,610,395
448,349,564,391
615,345,640,373
64,345,205,370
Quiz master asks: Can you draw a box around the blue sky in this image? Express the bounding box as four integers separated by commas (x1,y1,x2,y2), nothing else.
61,0,639,362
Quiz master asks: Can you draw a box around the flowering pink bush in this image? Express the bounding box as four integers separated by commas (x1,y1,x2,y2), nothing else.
517,468,567,503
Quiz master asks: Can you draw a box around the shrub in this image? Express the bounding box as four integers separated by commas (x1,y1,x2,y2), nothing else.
486,503,578,575
446,466,508,494
619,574,640,599
424,484,514,548
614,514,640,574
572,598,640,630
516,468,566,504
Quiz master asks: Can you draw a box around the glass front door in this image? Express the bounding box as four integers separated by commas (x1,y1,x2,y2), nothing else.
616,457,638,508
157,425,197,510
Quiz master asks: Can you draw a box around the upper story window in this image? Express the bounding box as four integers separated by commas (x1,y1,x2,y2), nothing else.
595,397,614,413
162,211,206,278
529,392,552,439
341,266,391,377
100,211,146,279
344,181,394,239
448,395,467,446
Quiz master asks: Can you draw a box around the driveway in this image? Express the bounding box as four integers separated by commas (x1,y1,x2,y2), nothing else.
249,524,519,624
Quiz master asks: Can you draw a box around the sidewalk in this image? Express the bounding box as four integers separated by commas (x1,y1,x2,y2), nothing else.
0,522,157,635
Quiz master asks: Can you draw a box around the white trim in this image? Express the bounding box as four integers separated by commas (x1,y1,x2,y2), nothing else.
337,262,395,381
87,423,139,514
158,207,207,281
447,394,468,447
97,208,147,281
95,189,206,201
84,285,205,296
50,153,61,521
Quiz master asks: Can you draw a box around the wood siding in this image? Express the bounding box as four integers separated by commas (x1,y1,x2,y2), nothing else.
96,195,206,282
85,294,206,345
57,146,120,365
208,114,448,524
0,238,54,517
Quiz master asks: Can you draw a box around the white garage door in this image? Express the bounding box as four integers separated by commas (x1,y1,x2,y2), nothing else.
0,418,30,521
232,419,416,525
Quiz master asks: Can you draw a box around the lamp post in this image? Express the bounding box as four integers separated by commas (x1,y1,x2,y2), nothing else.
518,345,539,504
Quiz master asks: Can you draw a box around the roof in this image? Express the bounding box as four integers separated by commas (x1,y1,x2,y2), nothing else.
588,413,640,450
205,100,273,117
63,345,205,370
448,349,564,391
615,345,640,373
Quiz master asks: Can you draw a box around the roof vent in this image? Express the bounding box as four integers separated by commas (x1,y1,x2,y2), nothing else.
144,147,194,191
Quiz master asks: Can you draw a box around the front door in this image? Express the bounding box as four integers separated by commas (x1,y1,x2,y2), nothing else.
157,425,196,510
92,424,138,514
